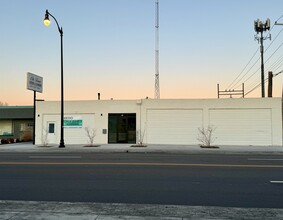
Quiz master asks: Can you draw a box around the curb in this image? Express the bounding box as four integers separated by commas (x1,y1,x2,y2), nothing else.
1,200,283,220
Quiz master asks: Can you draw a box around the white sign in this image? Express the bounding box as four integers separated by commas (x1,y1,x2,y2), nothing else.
27,72,43,93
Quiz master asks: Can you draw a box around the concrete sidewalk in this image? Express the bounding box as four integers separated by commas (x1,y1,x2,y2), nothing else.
0,142,283,155
2,200,283,220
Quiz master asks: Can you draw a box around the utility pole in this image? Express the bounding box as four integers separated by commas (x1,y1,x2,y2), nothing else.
154,0,160,99
254,18,271,98
274,22,283,100
268,71,273,98
217,84,244,98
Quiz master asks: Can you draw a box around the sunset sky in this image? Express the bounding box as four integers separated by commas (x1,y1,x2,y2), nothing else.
1,0,283,105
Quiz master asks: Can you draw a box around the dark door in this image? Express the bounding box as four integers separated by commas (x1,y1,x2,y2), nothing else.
108,114,136,143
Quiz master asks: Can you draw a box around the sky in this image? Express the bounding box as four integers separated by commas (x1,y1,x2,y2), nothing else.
1,0,283,106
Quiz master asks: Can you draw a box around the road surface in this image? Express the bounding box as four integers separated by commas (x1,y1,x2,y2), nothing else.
1,152,283,208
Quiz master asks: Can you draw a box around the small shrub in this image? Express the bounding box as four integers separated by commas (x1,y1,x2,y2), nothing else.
85,127,97,146
21,132,32,142
1,139,8,144
41,127,49,146
197,125,217,147
7,138,15,143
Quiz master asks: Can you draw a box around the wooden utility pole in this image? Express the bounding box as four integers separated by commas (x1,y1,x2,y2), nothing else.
268,71,273,98
217,83,244,98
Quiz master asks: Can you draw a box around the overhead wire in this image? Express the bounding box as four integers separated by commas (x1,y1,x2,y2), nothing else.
227,15,283,92
244,78,268,96
226,48,259,90
243,26,283,93
264,39,283,64
244,70,283,96
274,62,283,73
235,59,260,90
267,53,283,72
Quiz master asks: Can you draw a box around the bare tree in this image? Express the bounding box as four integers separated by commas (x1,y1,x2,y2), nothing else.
41,127,49,146
0,101,8,106
197,125,217,147
85,127,96,146
136,127,146,145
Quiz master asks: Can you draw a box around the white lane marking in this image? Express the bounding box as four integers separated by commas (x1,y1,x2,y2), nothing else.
270,181,283,184
248,158,283,161
29,156,82,159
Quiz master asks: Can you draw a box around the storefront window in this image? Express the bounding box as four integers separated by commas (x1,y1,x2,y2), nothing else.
0,120,13,136
20,123,33,132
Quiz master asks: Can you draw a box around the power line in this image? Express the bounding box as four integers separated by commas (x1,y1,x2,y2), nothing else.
245,32,283,90
264,39,283,64
267,53,283,71
245,75,261,92
265,25,283,51
244,70,283,96
274,62,283,72
226,47,259,90
227,17,283,92
232,56,260,90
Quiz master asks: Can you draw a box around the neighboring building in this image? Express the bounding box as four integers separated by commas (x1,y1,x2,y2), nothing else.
35,98,282,146
0,106,33,142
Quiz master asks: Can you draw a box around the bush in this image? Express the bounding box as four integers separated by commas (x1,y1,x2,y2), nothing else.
1,139,8,144
197,125,217,147
21,132,32,142
7,138,15,143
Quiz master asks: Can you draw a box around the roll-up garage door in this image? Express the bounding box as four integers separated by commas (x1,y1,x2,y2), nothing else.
209,109,272,146
146,109,203,144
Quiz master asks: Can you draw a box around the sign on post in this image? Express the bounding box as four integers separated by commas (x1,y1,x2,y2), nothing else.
27,72,43,145
27,72,43,93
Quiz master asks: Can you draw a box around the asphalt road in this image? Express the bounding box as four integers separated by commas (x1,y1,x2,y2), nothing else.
1,152,283,208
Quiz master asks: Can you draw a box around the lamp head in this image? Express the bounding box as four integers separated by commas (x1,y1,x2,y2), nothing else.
44,10,51,26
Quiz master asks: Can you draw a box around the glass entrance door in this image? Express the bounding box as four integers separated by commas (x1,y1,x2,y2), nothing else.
108,114,136,143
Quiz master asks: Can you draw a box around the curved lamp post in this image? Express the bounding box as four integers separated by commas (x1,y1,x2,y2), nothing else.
44,9,65,148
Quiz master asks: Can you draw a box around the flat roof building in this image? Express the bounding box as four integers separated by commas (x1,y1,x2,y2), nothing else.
0,106,33,143
35,98,282,147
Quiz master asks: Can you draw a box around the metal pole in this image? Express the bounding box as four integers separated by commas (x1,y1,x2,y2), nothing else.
154,0,160,99
260,32,265,98
33,91,36,145
44,10,65,148
59,29,65,148
268,71,273,98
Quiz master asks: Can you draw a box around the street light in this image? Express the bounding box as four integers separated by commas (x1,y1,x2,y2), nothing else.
44,9,65,148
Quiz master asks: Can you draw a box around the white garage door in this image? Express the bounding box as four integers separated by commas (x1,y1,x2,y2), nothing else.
146,109,203,144
209,109,272,146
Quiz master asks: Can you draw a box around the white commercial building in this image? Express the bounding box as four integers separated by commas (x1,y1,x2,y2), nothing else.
35,98,282,146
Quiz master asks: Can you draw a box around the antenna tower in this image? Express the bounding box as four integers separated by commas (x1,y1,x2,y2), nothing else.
154,0,160,99
254,18,271,98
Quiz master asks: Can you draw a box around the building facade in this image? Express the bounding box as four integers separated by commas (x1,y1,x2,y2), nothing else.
35,98,282,146
0,106,33,142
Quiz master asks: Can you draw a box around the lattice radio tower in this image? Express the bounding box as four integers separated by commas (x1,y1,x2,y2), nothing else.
154,0,160,99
